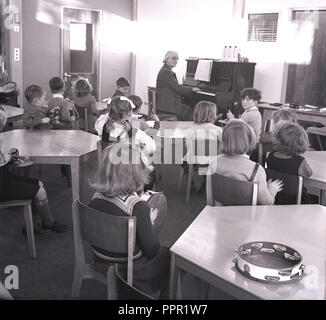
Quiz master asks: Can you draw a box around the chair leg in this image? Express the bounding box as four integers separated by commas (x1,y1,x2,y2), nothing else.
107,265,118,300
200,281,209,300
23,205,37,259
316,135,324,151
258,143,263,165
178,168,185,192
186,165,194,203
71,265,83,298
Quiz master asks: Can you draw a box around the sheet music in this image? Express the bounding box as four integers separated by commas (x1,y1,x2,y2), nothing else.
195,59,213,82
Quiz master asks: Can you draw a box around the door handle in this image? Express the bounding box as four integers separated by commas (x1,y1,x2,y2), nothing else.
64,73,72,82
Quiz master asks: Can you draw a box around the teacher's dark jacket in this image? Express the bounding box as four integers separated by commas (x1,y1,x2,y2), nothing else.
156,64,192,115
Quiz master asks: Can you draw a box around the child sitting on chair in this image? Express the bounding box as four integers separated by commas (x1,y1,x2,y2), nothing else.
95,96,157,191
48,77,77,129
227,88,263,162
89,143,170,298
0,107,67,234
74,78,98,132
113,77,131,98
23,85,51,130
182,101,223,193
207,120,283,206
266,122,318,204
95,96,156,157
129,95,161,132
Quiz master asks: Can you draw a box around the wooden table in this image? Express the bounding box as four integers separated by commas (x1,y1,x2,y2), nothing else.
304,151,326,202
158,121,195,139
259,103,326,130
0,130,99,201
170,205,326,300
0,281,13,300
2,105,24,125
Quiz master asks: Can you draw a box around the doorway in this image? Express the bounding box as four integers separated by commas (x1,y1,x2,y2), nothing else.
286,10,326,107
61,7,102,100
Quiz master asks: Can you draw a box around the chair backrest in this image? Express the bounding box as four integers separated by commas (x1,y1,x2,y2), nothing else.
75,105,89,132
211,174,258,206
186,139,220,158
114,265,155,300
148,87,157,115
265,169,303,205
72,200,137,285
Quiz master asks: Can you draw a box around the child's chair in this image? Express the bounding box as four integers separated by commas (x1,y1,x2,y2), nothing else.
71,200,141,300
307,127,326,151
207,174,258,206
75,105,89,133
0,200,36,258
148,87,179,121
265,169,303,205
179,139,220,203
258,119,274,165
114,265,155,300
0,281,13,300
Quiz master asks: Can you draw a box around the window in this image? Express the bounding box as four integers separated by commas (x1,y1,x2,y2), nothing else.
70,23,87,51
247,13,279,42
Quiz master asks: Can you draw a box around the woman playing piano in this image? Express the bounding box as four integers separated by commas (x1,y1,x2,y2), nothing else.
156,51,199,121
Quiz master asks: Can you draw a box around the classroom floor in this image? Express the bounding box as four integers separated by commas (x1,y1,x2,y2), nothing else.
0,156,223,300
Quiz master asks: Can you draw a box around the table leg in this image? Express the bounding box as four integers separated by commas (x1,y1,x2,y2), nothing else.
169,253,180,300
320,190,325,206
71,157,81,202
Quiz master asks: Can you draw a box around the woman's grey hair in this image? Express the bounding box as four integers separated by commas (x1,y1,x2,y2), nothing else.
163,51,178,64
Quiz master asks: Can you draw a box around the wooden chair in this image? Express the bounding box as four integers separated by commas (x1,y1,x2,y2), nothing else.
75,105,89,133
148,87,179,121
0,200,36,259
114,265,155,300
179,139,220,203
0,281,13,300
265,169,303,205
258,119,274,165
71,200,138,300
207,174,258,206
307,127,326,151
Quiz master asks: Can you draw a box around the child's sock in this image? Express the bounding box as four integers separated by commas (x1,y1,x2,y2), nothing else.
33,199,55,229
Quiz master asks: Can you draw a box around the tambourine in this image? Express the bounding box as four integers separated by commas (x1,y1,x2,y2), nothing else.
233,242,305,284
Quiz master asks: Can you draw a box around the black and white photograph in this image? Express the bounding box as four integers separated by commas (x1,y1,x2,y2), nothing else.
1,0,326,305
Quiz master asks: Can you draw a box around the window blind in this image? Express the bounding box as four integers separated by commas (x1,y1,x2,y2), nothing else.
248,13,279,42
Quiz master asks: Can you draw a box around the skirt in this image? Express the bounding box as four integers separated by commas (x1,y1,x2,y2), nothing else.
0,170,40,202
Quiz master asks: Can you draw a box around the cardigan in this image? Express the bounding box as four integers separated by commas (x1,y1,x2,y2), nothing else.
240,107,262,143
156,64,193,115
89,193,160,259
23,103,51,130
208,154,277,205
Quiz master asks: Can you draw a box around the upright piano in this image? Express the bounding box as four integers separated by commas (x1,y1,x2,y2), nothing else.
183,59,256,118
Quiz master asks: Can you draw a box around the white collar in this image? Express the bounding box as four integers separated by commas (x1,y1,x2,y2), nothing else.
244,106,258,113
53,93,64,99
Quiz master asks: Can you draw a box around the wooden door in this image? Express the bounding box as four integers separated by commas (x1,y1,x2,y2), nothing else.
62,7,101,100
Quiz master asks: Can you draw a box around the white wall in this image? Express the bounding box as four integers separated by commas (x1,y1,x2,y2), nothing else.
22,0,133,101
239,0,326,103
134,0,234,105
135,0,326,106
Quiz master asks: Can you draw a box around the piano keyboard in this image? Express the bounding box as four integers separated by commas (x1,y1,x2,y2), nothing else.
197,91,216,97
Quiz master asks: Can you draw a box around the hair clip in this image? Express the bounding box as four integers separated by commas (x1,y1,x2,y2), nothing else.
103,98,112,105
120,96,136,110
